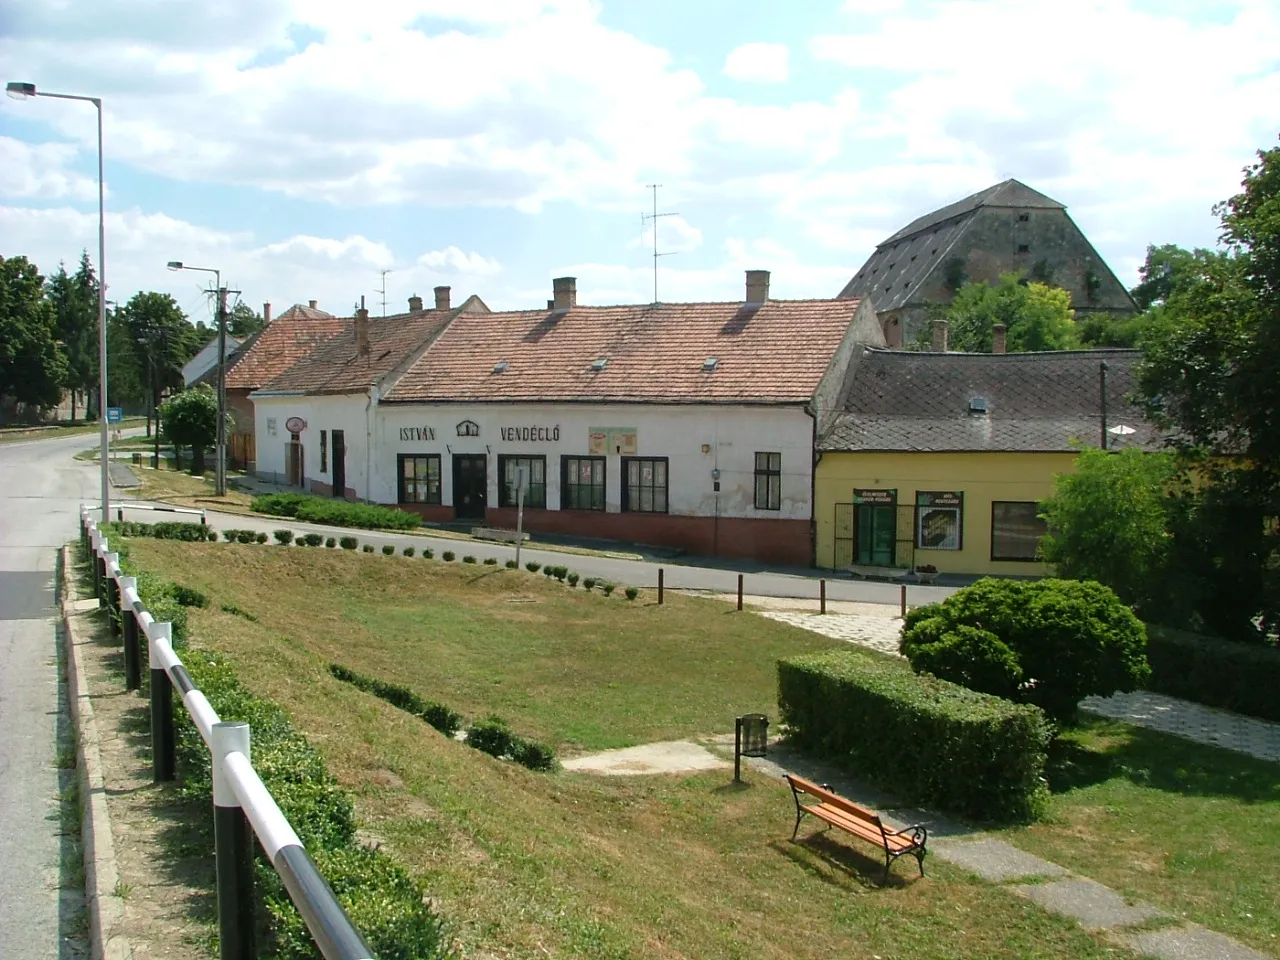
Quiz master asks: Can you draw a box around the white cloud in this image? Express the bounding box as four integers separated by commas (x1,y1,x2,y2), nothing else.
0,137,100,201
416,246,502,275
626,216,703,254
722,43,790,83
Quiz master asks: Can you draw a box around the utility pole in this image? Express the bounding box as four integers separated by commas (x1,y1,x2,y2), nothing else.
641,184,678,304
216,285,228,495
1099,360,1109,451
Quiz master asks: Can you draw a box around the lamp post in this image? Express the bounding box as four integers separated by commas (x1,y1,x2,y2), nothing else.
8,80,110,522
167,261,226,495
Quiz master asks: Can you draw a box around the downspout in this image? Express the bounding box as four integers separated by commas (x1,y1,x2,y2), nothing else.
365,384,378,503
806,403,819,569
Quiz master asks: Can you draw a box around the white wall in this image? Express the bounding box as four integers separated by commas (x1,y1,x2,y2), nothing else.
253,393,372,493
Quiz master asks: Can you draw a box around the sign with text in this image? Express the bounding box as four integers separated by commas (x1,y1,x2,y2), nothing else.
588,426,637,455
916,491,963,550
399,426,436,442
853,488,895,505
500,425,560,443
285,416,307,435
106,407,122,424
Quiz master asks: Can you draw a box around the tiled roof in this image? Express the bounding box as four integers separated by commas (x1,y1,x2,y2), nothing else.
275,303,336,320
223,317,349,391
384,299,868,404
257,310,455,395
820,347,1160,453
884,179,1064,246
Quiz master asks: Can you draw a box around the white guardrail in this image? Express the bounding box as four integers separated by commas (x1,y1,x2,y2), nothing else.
112,501,207,525
81,506,375,960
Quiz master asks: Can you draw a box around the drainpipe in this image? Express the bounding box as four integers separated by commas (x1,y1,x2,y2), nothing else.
805,403,819,568
365,384,379,502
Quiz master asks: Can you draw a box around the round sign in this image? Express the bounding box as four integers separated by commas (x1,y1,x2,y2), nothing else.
285,416,307,434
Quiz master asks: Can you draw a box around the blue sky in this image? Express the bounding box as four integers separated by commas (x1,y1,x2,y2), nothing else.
2,0,1277,329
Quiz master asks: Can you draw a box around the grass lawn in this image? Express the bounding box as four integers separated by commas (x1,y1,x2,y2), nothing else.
124,539,1142,960
123,458,257,512
0,416,144,444
1002,717,1280,956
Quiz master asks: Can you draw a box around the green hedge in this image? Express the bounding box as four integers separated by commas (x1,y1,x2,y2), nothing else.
252,494,420,531
778,650,1051,823
328,664,462,737
1146,627,1280,721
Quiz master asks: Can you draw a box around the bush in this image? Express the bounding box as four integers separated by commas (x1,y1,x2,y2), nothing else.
253,493,421,531
273,529,294,545
553,566,568,581
325,537,337,549
442,551,455,562
381,544,395,556
1145,627,1280,721
624,586,639,601
543,566,554,577
510,738,559,772
567,572,579,587
220,603,258,622
466,716,515,759
362,544,374,553
900,578,1150,723
779,650,1051,823
505,559,518,569
249,492,308,518
403,546,415,557
221,529,241,542
462,555,477,564
255,531,268,544
339,536,358,550
422,548,434,560
583,577,596,591
602,582,616,596
236,530,257,544
151,521,209,542
526,562,541,573
300,533,323,547
483,557,497,566
328,664,462,737
171,584,209,608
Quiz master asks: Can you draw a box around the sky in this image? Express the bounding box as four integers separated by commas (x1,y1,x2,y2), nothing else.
2,0,1277,329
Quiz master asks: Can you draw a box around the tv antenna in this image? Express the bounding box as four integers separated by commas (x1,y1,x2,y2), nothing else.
377,269,393,317
641,184,678,304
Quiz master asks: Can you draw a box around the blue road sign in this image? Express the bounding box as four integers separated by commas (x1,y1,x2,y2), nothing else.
107,407,123,424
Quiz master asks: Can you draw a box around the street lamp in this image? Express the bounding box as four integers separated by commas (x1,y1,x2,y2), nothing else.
8,80,111,522
167,260,227,495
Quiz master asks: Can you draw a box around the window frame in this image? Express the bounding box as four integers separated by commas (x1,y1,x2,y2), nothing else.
561,455,606,511
915,491,964,551
498,454,547,509
397,453,442,505
990,500,1047,562
622,456,669,514
319,430,328,473
753,451,782,511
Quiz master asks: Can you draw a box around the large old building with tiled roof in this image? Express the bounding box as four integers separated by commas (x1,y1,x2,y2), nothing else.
839,179,1137,347
252,272,883,564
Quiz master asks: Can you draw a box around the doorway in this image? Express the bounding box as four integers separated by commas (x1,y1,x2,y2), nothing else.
452,454,487,520
331,430,346,498
855,503,896,566
285,440,304,487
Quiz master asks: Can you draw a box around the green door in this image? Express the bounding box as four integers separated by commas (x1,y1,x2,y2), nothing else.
855,504,896,566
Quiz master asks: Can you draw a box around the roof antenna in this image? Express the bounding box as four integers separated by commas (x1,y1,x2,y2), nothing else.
377,269,393,317
641,184,678,305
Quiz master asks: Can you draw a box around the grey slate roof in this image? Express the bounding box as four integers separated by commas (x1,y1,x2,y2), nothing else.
838,179,1067,311
820,347,1160,453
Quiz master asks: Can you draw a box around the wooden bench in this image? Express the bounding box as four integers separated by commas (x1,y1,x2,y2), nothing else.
785,774,927,883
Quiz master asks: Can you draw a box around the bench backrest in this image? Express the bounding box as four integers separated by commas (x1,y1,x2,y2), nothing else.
786,774,883,831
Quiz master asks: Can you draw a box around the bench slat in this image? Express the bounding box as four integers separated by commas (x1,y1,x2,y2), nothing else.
787,775,881,827
805,803,918,852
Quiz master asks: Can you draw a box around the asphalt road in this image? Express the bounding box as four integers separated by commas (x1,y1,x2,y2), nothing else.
0,431,108,959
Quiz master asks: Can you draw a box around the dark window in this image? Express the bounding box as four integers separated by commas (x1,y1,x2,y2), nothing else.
499,455,546,508
754,452,781,510
991,501,1046,561
916,491,963,550
1018,212,1030,222
320,430,327,473
397,454,441,504
562,456,606,511
623,457,668,513
1017,243,1030,253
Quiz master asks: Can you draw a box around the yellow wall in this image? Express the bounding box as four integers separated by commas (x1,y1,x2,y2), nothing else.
814,451,1081,576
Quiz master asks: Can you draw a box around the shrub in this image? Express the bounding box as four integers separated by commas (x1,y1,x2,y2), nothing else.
422,548,434,560
510,738,559,772
583,577,596,591
220,603,258,622
255,531,268,544
171,584,210,608
462,555,477,564
779,650,1051,822
483,557,497,566
602,582,616,596
328,664,462,737
221,529,239,542
362,544,374,553
567,572,579,587
150,521,208,542
300,533,323,547
236,530,257,544
466,716,515,759
624,586,639,601
900,578,1150,723
403,546,415,557
554,566,568,581
249,492,308,518
273,529,295,545
526,562,541,573
252,493,421,531
505,559,518,569
543,566,554,577
442,551,455,562
382,544,395,556
1145,626,1280,722
339,536,358,550
325,537,337,549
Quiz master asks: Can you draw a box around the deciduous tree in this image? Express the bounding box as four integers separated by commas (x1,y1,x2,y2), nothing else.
928,273,1078,352
0,255,67,413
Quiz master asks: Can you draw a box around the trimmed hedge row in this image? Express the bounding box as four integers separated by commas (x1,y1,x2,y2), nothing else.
252,493,421,531
778,650,1051,823
328,664,558,772
1146,627,1280,722
113,520,216,541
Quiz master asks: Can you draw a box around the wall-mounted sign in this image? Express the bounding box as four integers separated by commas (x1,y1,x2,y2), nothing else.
266,418,278,436
588,426,637,455
500,425,560,443
916,491,963,550
285,416,307,434
853,488,895,505
399,426,436,442
456,419,480,437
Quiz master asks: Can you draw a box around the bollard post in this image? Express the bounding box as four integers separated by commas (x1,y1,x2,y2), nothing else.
657,568,664,606
212,722,256,960
96,538,108,606
91,535,102,600
150,622,176,782
120,577,141,690
117,506,123,523
820,579,827,615
80,511,89,553
737,574,744,611
900,583,907,619
105,553,121,636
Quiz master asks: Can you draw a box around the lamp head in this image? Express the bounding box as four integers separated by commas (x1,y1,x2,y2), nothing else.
167,261,183,271
5,81,36,100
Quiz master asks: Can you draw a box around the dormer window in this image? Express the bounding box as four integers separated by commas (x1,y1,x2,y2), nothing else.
492,360,508,374
702,357,719,372
969,397,989,414
591,357,608,372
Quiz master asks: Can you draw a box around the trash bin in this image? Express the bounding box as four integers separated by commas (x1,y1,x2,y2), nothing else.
132,452,142,465
734,713,769,781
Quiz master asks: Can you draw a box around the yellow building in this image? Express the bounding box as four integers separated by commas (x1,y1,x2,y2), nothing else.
814,344,1157,578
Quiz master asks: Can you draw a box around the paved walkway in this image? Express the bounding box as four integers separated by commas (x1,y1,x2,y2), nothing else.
765,610,1280,765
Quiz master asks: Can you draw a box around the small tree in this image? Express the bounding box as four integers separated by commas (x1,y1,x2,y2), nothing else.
159,385,221,475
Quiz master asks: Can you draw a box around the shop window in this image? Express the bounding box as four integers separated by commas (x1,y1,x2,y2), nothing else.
562,456,605,511
499,455,546,509
398,454,441,505
320,430,328,473
916,491,963,550
991,501,1046,561
623,457,668,513
754,452,781,510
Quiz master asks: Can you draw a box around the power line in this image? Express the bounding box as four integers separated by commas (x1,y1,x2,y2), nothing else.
641,184,678,305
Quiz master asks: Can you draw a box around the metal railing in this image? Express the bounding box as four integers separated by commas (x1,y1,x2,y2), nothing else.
81,506,375,960
112,501,207,525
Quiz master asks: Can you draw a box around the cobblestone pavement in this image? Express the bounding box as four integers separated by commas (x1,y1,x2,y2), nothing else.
764,611,1280,765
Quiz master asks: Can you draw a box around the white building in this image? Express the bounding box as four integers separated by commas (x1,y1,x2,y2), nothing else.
252,273,883,565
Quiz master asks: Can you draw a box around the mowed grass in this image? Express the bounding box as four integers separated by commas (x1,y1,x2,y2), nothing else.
1001,717,1280,956
131,540,1139,960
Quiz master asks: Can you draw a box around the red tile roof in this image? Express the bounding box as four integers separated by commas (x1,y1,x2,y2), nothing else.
383,299,865,404
223,317,349,391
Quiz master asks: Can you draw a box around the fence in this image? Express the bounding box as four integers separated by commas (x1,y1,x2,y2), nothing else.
81,505,375,960
113,501,207,525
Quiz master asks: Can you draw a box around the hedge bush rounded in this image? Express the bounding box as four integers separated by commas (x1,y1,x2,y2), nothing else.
362,544,374,554
483,557,497,566
422,548,434,559
624,586,638,601
339,536,358,550
900,577,1150,723
403,546,415,557
273,529,295,545
526,562,541,573
325,537,337,548
381,544,395,556
462,555,477,564
505,559,518,569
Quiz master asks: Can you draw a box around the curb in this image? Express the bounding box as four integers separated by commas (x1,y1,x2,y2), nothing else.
60,545,133,960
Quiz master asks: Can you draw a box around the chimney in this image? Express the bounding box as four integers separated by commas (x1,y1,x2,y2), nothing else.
408,294,423,312
433,285,451,311
552,276,577,311
931,318,949,353
308,299,318,310
355,307,370,356
745,269,770,303
263,302,272,326
992,323,1007,354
